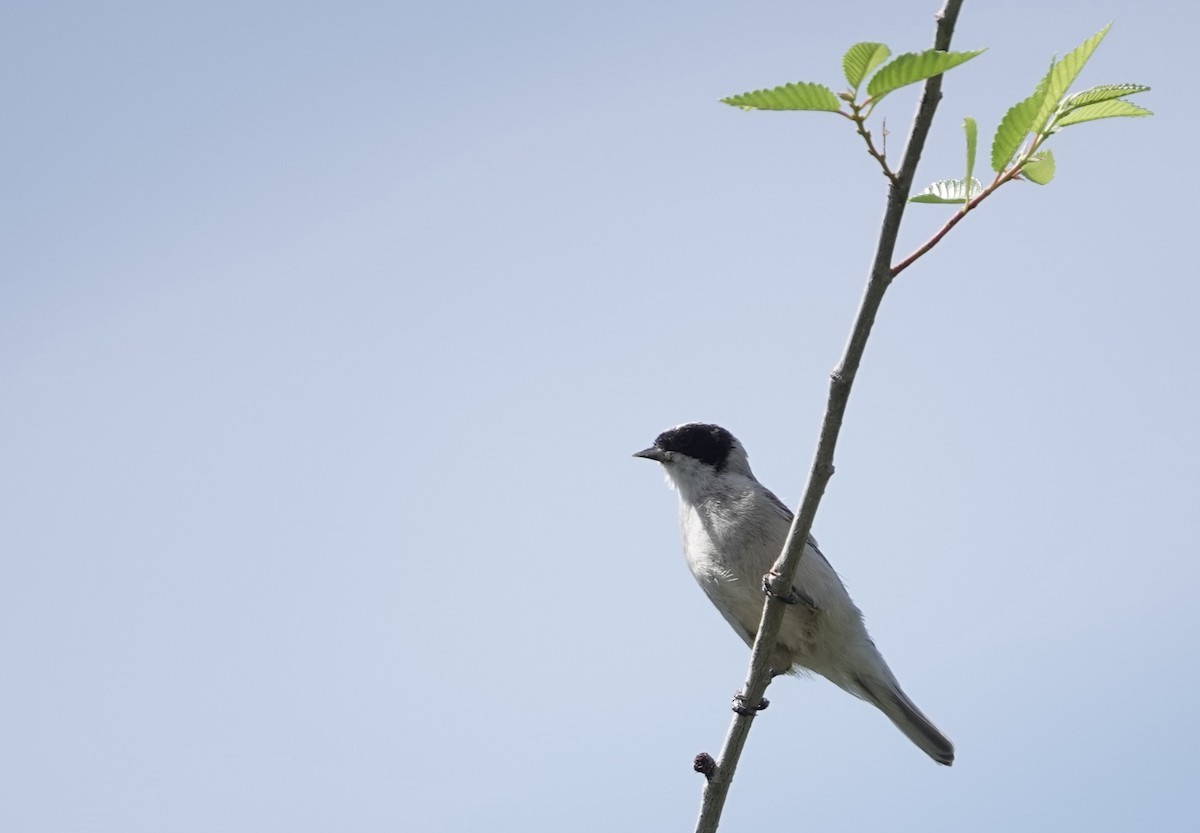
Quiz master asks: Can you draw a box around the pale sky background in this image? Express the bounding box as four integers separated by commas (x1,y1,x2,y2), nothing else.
2,1,1195,831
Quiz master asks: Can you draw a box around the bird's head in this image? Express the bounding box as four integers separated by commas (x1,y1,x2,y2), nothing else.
634,422,755,496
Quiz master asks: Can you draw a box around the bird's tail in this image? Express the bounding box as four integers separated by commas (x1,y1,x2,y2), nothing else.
854,674,955,766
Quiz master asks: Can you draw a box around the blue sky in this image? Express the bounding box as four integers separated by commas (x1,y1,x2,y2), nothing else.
2,2,1195,831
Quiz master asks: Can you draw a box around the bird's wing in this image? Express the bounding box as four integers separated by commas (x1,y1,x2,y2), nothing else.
759,486,834,607
762,486,831,567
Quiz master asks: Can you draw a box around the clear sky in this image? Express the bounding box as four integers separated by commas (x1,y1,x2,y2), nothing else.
2,2,1195,831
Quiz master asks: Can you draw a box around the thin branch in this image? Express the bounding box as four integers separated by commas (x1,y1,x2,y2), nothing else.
851,102,899,184
690,2,966,832
890,199,975,277
891,166,1024,276
893,127,1049,275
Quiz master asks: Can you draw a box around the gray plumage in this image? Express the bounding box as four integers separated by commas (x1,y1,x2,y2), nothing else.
636,422,954,766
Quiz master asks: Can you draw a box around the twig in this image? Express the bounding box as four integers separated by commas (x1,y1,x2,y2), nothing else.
851,102,899,184
690,2,966,832
892,155,1028,276
891,182,984,277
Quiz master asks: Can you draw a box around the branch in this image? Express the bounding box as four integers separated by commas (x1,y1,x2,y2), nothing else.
850,101,899,185
690,3,966,832
892,137,1036,276
891,168,1012,276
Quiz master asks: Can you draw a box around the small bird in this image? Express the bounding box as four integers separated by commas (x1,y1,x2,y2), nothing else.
635,422,954,765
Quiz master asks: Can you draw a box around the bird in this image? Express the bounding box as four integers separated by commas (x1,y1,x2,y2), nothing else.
635,422,954,765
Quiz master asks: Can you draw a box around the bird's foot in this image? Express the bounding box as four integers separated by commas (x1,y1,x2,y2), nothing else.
762,572,817,611
731,693,770,716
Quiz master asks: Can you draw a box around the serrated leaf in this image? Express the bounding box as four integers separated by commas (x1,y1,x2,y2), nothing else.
991,82,1047,172
963,117,978,188
1022,150,1055,185
909,177,984,204
721,81,841,111
865,48,985,101
1030,23,1113,134
843,42,891,90
1053,98,1152,128
1061,83,1150,109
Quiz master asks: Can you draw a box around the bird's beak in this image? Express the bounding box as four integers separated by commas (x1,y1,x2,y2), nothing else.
633,446,668,462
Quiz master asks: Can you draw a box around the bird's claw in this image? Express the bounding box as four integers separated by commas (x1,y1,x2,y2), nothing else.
731,694,770,716
762,572,817,610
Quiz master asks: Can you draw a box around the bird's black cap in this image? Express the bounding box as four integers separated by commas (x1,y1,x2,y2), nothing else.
644,423,736,471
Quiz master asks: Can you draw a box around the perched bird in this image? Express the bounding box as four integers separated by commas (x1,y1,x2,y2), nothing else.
635,422,954,766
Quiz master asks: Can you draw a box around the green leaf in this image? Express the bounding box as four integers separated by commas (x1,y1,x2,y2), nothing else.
1030,23,1113,134
721,81,841,111
865,48,984,101
1053,98,1153,128
1022,150,1055,185
843,42,891,91
963,117,978,189
990,25,1123,172
1060,83,1150,109
990,80,1047,172
909,177,984,204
